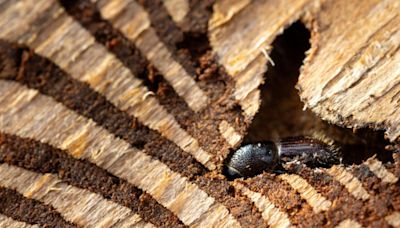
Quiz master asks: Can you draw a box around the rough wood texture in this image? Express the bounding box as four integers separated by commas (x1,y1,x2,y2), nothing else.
94,0,209,112
386,212,400,227
0,80,239,227
298,0,400,142
0,214,38,228
234,182,292,227
336,219,362,228
326,166,371,201
162,0,189,25
0,163,153,228
209,0,320,117
0,0,215,170
0,0,399,227
364,156,399,184
210,0,400,143
279,174,332,214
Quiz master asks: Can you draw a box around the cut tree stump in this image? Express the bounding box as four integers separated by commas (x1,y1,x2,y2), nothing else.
0,0,399,227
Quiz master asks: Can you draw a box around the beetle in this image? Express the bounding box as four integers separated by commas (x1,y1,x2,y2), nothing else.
225,137,341,178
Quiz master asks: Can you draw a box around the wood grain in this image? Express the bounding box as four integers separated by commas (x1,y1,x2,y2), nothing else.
0,164,153,228
0,80,239,227
0,0,399,226
0,0,215,170
298,0,400,141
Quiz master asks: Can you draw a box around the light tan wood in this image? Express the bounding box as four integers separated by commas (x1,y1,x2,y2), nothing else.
95,0,209,112
0,0,399,226
298,0,400,142
0,0,216,170
364,156,398,183
162,0,189,24
279,174,332,214
0,214,38,228
209,0,320,117
0,164,152,228
219,120,242,147
386,212,400,227
210,0,400,143
335,219,363,228
327,166,370,201
0,80,240,227
234,182,292,228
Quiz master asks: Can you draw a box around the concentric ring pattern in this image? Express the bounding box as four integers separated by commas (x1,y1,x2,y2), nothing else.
0,0,399,227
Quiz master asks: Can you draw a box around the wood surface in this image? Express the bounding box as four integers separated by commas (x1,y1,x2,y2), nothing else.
0,0,399,227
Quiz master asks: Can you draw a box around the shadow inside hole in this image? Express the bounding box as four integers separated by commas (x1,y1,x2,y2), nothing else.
240,21,393,172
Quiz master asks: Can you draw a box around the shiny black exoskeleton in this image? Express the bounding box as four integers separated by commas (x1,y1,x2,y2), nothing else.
226,137,341,178
226,141,279,178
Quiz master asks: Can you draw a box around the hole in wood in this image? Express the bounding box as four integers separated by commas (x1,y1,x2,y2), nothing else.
224,21,394,179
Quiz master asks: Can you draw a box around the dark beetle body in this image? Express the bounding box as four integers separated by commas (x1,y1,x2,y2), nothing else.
226,141,279,178
277,137,341,167
226,137,341,178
